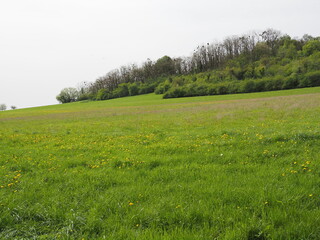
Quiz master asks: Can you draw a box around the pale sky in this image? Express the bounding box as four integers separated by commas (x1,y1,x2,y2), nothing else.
1,0,320,109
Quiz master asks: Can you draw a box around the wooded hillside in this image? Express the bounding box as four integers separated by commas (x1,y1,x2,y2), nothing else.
57,29,320,103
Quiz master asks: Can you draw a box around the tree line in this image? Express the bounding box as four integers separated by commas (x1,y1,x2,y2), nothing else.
57,29,320,103
0,104,17,111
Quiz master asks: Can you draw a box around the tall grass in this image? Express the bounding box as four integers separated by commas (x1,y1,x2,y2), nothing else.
0,87,320,239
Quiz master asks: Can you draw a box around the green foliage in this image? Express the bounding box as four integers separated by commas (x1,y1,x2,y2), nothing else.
78,93,95,101
160,70,320,98
282,74,299,89
302,52,320,72
159,41,320,99
300,71,320,87
58,30,320,102
138,83,155,94
154,55,175,76
277,37,299,59
163,87,186,98
96,89,110,100
112,83,129,98
56,87,79,103
241,80,256,93
253,42,272,60
302,40,320,56
128,83,140,96
92,82,158,101
155,80,171,94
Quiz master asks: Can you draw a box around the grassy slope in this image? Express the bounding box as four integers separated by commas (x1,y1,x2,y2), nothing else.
0,87,320,239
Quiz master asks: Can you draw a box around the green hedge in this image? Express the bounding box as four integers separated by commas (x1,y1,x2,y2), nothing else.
94,82,157,101
163,72,320,99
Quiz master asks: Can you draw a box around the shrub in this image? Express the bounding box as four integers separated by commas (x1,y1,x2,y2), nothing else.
184,84,198,97
128,83,140,96
264,79,275,91
96,89,110,100
163,87,186,98
217,84,228,95
263,76,284,91
300,71,320,87
302,40,320,56
254,80,266,92
227,82,241,94
241,80,256,93
112,84,129,98
195,84,209,96
208,85,217,95
78,93,94,101
56,88,79,103
139,83,156,94
282,74,299,89
155,81,171,94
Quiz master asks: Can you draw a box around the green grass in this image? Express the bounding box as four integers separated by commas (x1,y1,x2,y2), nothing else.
1,87,320,239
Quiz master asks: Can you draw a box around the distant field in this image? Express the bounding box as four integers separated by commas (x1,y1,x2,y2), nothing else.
1,87,320,239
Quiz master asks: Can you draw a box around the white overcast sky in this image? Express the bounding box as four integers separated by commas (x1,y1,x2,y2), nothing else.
1,0,320,109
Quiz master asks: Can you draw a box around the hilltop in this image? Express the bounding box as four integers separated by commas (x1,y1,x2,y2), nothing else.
57,29,320,103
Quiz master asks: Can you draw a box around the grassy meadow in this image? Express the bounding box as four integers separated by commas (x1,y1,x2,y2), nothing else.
1,87,320,239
